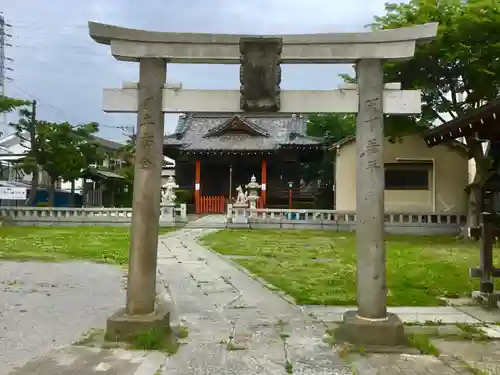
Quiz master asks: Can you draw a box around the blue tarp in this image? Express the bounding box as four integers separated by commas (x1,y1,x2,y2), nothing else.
30,190,82,207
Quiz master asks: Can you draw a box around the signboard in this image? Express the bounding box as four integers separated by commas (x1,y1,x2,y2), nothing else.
0,187,28,200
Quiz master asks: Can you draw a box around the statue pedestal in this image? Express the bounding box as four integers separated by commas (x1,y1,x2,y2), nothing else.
160,202,176,226
226,204,233,223
248,197,258,210
232,203,248,225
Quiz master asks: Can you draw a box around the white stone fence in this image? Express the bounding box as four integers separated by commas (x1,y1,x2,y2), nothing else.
0,205,188,227
226,205,467,234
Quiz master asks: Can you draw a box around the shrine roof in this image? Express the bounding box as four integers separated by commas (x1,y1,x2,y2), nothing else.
163,113,324,151
422,97,500,146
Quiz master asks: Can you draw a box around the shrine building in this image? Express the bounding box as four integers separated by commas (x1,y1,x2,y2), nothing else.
163,113,324,214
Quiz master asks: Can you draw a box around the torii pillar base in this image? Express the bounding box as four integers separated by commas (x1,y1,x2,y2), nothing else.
336,311,407,348
105,304,171,342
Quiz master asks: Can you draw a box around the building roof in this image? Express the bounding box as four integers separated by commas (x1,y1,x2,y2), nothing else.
0,131,123,152
331,133,470,156
81,167,125,181
422,97,500,146
164,113,323,152
89,135,123,151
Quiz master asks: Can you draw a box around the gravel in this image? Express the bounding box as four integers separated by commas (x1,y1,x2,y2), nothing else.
0,261,125,375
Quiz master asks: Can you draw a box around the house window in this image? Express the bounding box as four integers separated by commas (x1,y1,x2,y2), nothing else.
385,163,431,190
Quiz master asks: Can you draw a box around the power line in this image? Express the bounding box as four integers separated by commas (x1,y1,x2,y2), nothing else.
2,18,133,133
7,83,129,130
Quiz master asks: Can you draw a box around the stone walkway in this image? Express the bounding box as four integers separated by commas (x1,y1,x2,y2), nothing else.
157,228,348,374
185,214,227,228
5,225,500,374
156,228,489,374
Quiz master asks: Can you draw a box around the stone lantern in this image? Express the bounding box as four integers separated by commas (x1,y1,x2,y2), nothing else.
160,176,179,225
245,175,261,210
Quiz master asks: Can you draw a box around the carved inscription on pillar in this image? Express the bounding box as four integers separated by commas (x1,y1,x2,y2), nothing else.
239,37,282,112
137,96,156,170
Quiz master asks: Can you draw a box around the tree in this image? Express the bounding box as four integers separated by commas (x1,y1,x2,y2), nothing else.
305,114,356,207
60,123,103,206
10,103,40,205
36,121,102,206
358,0,500,233
0,96,29,137
0,95,28,115
118,132,136,182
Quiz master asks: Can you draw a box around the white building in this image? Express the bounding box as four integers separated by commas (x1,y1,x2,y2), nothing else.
0,131,176,206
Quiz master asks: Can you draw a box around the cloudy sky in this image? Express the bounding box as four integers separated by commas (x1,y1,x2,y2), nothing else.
3,0,394,142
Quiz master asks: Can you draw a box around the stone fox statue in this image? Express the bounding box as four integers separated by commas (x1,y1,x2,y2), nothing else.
235,185,248,204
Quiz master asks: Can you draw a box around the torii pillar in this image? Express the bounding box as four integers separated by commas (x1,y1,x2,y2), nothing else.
106,58,170,341
338,59,403,346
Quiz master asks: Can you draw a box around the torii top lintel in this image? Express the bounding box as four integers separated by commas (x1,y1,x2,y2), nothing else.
88,22,438,64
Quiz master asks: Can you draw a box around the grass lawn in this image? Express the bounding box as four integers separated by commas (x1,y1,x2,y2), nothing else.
0,226,174,265
201,229,500,306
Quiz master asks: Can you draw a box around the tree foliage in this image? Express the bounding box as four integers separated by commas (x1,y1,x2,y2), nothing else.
10,109,103,205
35,121,102,204
0,95,29,115
0,96,30,138
306,114,356,142
9,105,41,205
304,114,356,207
339,0,500,137
371,0,500,121
117,132,136,183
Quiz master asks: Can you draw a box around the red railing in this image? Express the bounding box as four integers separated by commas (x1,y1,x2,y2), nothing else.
200,196,225,213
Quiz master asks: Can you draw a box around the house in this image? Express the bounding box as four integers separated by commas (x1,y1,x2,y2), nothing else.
0,132,54,188
163,113,324,213
332,133,469,213
0,131,128,206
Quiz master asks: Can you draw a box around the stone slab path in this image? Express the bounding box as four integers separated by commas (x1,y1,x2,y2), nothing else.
158,228,348,374
185,214,227,228
156,228,480,374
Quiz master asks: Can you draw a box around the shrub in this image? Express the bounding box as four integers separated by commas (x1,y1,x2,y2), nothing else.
176,189,194,205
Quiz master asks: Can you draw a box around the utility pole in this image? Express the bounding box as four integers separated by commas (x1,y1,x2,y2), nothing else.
0,14,6,98
0,13,13,129
26,100,38,205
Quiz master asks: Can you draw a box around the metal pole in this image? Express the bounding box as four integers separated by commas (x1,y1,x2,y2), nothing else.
229,163,233,200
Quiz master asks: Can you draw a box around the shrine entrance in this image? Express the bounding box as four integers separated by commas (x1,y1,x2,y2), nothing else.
194,155,268,214
90,21,437,346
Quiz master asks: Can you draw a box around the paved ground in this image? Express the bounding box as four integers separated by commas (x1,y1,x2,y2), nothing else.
304,305,500,325
185,214,227,228
4,218,500,374
0,261,125,375
158,228,348,374
157,228,500,375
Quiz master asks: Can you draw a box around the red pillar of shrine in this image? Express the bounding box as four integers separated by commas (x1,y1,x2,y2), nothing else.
195,160,201,214
261,159,267,207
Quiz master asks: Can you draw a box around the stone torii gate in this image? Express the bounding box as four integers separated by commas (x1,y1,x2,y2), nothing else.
88,21,437,346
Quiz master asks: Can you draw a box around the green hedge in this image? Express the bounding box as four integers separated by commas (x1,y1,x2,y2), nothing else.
176,189,194,205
